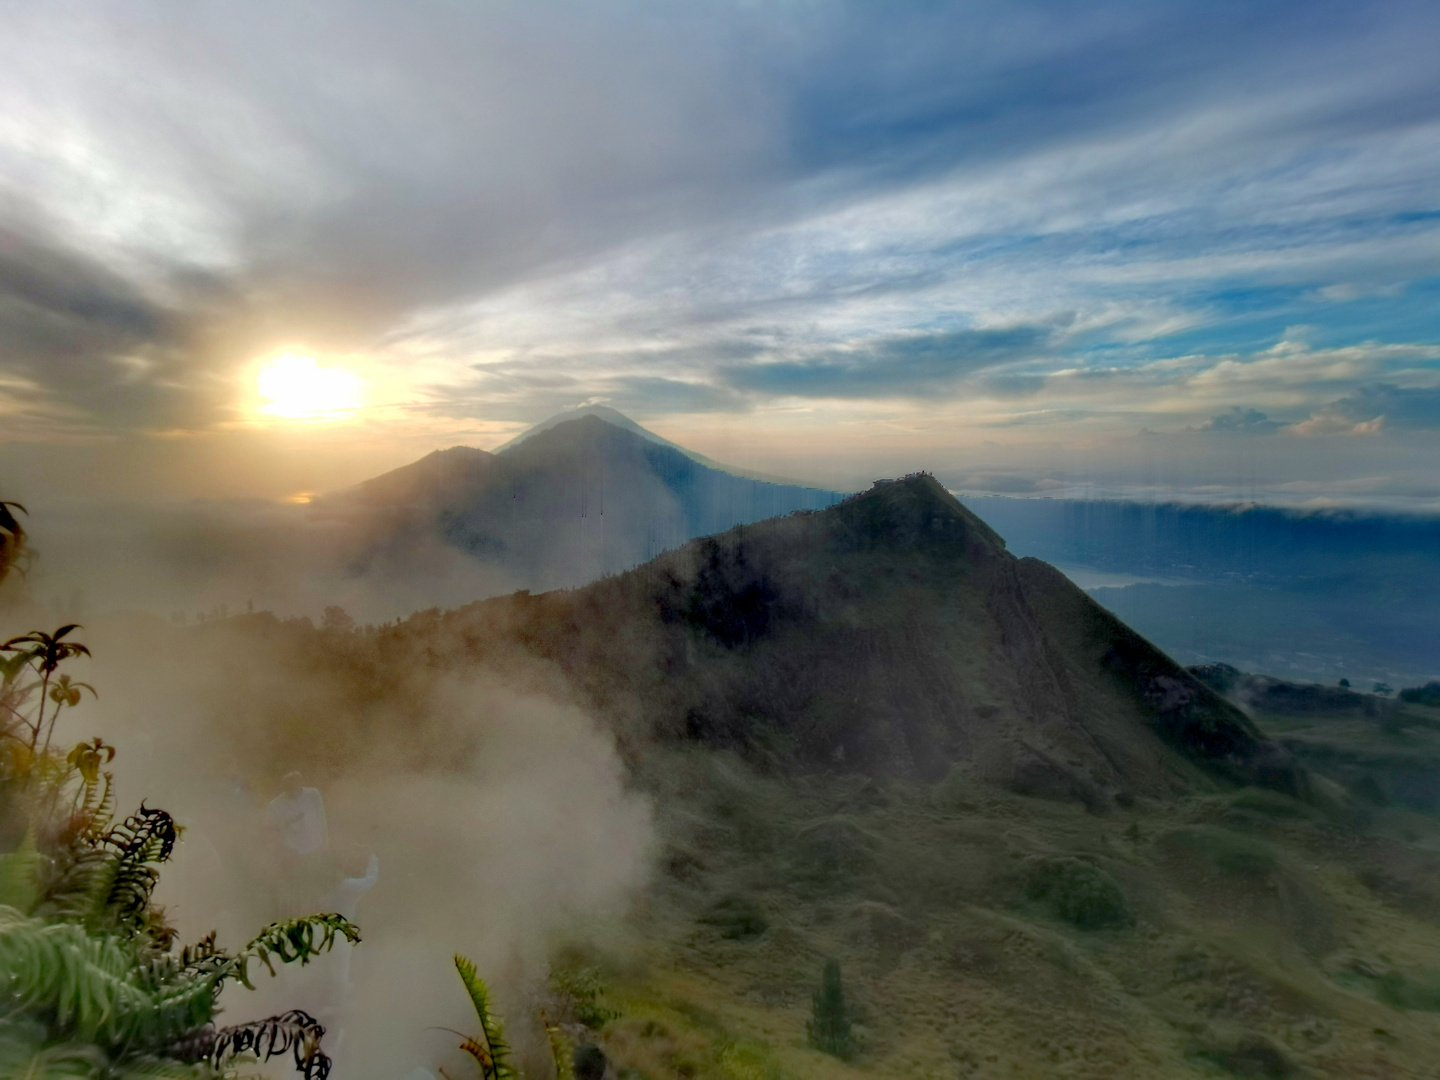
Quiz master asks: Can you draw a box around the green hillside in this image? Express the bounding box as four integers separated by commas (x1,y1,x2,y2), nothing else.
126,475,1440,1079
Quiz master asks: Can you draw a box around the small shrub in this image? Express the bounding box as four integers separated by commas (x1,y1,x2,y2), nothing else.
931,764,977,811
549,965,620,1028
807,958,853,1059
1023,856,1132,930
699,894,769,940
1196,1035,1292,1078
1348,775,1388,806
791,816,879,883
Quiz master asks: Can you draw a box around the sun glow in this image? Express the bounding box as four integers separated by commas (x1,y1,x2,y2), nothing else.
256,354,364,420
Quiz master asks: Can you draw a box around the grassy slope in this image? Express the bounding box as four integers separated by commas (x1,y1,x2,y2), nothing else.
152,618,1440,1077
1252,701,1440,817
584,751,1440,1080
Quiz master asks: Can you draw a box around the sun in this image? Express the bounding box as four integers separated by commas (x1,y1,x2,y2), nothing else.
256,353,364,420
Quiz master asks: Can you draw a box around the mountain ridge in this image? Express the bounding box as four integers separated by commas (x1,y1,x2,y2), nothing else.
423,472,1303,800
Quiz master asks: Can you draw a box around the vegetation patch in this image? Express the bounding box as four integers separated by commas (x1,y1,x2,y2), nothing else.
931,763,980,811
1399,682,1440,708
807,958,854,1060
699,894,769,940
1022,856,1132,930
1374,969,1440,1011
550,965,621,1028
1226,788,1314,821
715,1039,794,1080
790,816,880,885
1163,826,1279,880
1194,1035,1293,1078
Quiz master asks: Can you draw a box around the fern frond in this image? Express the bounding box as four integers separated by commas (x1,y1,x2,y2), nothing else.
0,1016,108,1080
98,805,178,929
453,955,517,1080
40,804,180,936
179,1009,330,1080
70,763,115,842
544,1015,576,1080
0,829,42,913
179,932,224,972
459,1036,494,1075
0,905,216,1050
234,914,360,988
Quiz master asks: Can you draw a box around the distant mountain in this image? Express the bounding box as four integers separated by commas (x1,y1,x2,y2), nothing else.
319,411,845,595
423,474,1303,799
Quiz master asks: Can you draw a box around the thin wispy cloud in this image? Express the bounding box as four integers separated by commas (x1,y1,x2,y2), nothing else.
0,0,1437,502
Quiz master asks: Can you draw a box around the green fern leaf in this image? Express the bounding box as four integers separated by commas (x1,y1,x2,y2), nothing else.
0,829,41,913
546,1020,576,1080
453,955,517,1080
235,914,360,989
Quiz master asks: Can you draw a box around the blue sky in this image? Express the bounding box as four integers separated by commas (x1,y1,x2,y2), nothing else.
1,0,1438,503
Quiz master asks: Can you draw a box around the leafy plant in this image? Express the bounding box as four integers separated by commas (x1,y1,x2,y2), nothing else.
807,958,853,1060
453,954,518,1080
0,567,359,1078
448,956,587,1080
0,903,356,1076
3,624,96,764
547,966,618,1029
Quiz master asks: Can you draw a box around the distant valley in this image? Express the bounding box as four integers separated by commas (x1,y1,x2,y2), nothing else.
971,497,1440,686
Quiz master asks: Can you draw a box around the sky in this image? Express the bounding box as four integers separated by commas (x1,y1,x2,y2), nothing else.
2,0,1440,505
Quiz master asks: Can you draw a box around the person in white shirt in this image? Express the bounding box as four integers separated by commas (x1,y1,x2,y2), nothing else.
266,771,329,856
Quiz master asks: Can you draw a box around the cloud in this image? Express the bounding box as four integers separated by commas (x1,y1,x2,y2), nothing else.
427,364,751,423
1314,282,1407,302
723,325,1055,399
1329,383,1440,428
1,0,1440,510
953,473,1066,494
1203,406,1282,434
1288,410,1383,436
1290,383,1440,435
0,220,221,432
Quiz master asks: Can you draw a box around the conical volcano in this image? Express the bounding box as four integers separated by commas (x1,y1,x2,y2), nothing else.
323,412,844,593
